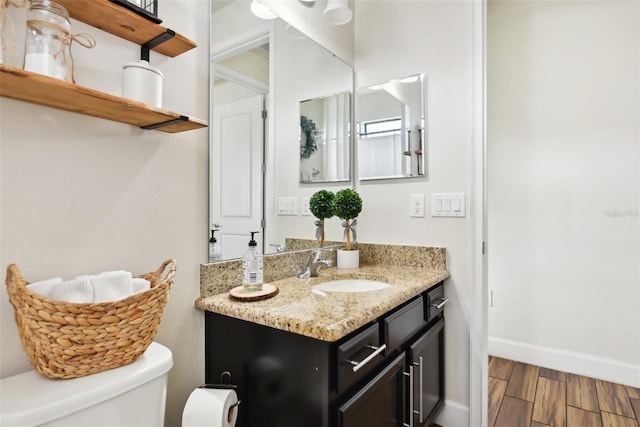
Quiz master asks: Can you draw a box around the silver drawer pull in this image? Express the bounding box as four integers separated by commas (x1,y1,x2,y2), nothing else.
347,344,387,372
402,365,414,427
431,297,449,310
415,356,424,422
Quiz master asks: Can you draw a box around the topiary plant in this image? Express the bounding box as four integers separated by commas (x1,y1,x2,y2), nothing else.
333,188,362,251
309,190,335,246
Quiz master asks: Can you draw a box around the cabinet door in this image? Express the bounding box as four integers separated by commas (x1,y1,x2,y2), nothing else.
409,318,444,427
337,353,406,427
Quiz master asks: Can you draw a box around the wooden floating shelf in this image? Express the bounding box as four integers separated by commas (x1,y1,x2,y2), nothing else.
0,65,208,133
55,0,197,57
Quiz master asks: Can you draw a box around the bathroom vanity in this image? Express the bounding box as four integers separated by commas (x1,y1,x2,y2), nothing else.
197,246,449,427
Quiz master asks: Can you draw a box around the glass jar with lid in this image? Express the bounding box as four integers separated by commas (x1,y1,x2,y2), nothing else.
23,0,71,81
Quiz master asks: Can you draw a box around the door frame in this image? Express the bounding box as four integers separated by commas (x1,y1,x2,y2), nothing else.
470,1,488,426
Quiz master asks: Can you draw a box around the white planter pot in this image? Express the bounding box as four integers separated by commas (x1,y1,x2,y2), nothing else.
337,249,359,269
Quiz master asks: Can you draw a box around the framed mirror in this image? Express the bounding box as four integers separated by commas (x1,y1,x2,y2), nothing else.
357,73,426,180
299,91,351,183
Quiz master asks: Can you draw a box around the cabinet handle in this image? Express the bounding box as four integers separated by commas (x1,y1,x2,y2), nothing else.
431,297,449,310
414,356,424,423
403,365,414,427
347,344,386,372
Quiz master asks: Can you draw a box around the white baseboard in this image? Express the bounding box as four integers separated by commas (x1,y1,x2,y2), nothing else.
489,336,640,388
436,399,470,427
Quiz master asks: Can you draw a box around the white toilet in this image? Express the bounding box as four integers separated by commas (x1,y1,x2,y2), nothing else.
0,342,173,427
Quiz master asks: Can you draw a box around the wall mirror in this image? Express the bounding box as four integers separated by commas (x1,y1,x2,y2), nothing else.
210,1,354,260
357,73,426,180
299,91,351,183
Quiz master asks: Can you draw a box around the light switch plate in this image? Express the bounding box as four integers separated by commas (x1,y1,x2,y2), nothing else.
431,193,465,217
277,197,298,216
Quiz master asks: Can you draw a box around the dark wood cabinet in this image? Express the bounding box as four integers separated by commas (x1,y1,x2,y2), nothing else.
337,353,406,427
204,281,446,427
408,318,445,427
204,314,329,427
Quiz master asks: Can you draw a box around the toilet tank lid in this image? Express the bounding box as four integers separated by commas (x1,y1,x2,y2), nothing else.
0,342,173,427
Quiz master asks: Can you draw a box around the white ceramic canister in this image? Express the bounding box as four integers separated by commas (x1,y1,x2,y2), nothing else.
122,60,163,108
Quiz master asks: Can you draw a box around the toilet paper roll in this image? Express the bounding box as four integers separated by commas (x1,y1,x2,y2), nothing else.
182,388,238,427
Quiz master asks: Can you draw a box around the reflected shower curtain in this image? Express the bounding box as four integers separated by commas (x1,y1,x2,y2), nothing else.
358,133,403,179
322,93,350,181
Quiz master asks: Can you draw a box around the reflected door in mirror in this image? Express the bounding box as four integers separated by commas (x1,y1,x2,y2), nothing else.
211,95,265,260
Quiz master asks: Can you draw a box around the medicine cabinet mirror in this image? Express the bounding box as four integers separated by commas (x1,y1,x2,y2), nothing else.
357,73,426,180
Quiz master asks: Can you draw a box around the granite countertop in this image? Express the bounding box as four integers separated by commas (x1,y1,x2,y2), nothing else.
195,263,450,342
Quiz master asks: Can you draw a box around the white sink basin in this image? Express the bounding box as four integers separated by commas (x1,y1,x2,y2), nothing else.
312,279,390,293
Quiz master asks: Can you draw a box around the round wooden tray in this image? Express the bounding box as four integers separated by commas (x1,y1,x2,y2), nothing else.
228,283,279,301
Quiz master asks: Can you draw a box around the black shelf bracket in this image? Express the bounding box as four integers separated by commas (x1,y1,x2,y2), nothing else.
141,29,176,62
142,115,188,130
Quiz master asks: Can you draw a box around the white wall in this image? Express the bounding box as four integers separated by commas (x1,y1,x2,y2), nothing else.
355,1,476,424
0,1,209,425
488,0,640,387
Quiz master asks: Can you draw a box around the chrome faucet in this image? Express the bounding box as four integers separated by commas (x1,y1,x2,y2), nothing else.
270,243,288,253
298,247,333,278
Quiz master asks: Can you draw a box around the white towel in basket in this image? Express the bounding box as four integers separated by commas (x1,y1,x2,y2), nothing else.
92,271,134,302
131,277,151,294
26,270,151,303
27,277,62,297
49,277,94,303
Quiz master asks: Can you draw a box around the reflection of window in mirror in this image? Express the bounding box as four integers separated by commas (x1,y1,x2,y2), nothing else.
358,74,426,180
360,117,402,137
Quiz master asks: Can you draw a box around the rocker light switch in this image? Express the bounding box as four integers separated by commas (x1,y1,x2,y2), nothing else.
277,197,297,215
431,193,465,217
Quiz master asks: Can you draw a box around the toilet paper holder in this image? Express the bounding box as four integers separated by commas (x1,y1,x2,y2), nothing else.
200,370,237,389
199,371,241,409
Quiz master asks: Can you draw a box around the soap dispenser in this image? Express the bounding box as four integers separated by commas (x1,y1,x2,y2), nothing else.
208,229,221,263
242,231,263,291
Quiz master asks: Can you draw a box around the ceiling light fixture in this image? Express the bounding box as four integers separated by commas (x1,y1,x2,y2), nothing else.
323,0,352,25
250,0,277,20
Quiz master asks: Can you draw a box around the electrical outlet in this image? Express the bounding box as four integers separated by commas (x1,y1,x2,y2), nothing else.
300,197,311,216
410,194,425,217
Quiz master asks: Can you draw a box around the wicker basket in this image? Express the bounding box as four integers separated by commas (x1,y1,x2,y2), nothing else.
5,258,176,379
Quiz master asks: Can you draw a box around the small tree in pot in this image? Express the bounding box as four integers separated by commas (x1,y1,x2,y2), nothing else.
333,188,362,251
309,190,334,247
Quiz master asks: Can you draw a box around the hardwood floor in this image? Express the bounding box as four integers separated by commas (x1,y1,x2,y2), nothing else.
488,356,640,427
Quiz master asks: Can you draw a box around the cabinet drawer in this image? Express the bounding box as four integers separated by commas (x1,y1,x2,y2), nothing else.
426,285,447,321
337,353,406,427
337,323,385,393
383,296,426,353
